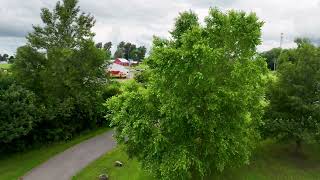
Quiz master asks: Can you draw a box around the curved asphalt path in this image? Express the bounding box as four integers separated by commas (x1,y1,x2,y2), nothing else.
23,130,116,180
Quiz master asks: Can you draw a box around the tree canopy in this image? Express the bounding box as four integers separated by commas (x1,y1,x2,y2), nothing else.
108,8,267,179
27,0,95,50
9,0,107,147
114,41,146,61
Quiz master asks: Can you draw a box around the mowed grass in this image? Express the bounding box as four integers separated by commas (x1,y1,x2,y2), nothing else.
74,141,320,180
73,146,154,180
0,63,11,70
213,140,320,180
0,127,110,180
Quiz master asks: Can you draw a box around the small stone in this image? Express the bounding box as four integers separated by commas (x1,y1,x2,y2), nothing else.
99,174,109,180
114,160,123,167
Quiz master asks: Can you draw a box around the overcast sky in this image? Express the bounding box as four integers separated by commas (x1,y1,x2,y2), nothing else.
0,0,319,55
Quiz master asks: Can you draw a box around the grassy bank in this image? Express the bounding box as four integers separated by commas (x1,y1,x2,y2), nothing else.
0,63,11,70
73,146,153,180
74,141,320,180
0,127,110,180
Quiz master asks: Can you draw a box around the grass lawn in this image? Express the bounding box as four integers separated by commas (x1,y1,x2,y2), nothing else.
0,127,110,180
74,141,320,180
73,146,154,180
0,63,11,70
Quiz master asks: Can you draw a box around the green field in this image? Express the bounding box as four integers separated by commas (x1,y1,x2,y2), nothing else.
0,63,11,70
0,127,110,180
74,141,320,180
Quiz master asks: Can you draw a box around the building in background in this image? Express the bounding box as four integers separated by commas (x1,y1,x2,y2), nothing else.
107,63,129,78
114,58,129,66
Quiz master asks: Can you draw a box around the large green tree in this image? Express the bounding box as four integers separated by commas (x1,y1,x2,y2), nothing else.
108,9,267,179
12,0,106,142
263,40,320,153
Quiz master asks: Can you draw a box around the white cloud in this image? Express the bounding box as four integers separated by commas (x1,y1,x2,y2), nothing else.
0,0,319,55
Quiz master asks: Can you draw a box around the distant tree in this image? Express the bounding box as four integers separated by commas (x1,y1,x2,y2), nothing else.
8,56,15,64
0,54,2,62
113,42,146,60
103,42,112,58
103,42,112,51
114,41,125,58
108,9,267,179
123,42,136,60
294,37,311,47
263,40,320,153
0,54,9,62
95,42,103,49
136,46,147,61
261,48,282,70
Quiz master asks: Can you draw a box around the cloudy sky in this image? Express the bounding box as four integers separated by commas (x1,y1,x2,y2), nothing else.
0,0,319,55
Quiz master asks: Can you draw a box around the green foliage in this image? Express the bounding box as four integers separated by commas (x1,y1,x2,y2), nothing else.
171,10,199,45
107,8,267,179
103,42,113,59
0,74,39,151
114,41,147,61
134,68,151,84
0,54,9,62
134,63,151,84
7,0,107,149
27,0,95,50
101,82,121,100
263,40,320,149
261,48,281,70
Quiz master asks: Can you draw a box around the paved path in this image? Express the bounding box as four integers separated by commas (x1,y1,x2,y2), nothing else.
23,130,116,180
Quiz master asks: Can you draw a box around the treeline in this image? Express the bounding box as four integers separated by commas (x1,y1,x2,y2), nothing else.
95,41,147,61
0,54,15,63
0,0,116,152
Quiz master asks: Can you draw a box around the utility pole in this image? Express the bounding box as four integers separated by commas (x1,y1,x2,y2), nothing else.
280,33,284,49
274,33,284,71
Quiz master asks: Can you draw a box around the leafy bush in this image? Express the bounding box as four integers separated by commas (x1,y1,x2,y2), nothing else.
101,82,121,100
0,74,39,151
134,68,151,84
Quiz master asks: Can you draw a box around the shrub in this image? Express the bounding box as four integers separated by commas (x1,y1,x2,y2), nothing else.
0,76,39,151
